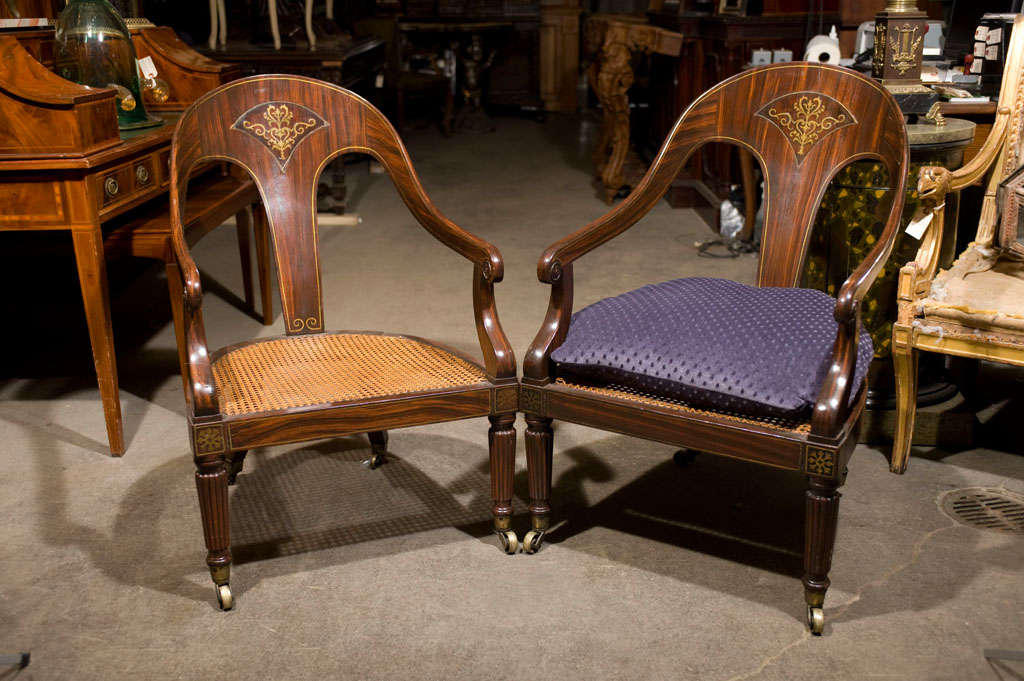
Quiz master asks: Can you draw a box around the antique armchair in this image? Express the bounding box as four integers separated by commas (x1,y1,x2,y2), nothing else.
522,63,908,634
169,75,517,610
891,16,1024,475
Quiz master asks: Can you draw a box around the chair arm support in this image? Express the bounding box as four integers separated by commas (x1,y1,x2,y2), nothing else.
524,264,574,382
817,155,908,435
538,178,666,283
810,316,860,437
472,265,516,380
170,207,218,417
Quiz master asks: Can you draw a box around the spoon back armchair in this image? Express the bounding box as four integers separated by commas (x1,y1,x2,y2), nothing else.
891,16,1024,474
522,63,908,634
169,74,517,610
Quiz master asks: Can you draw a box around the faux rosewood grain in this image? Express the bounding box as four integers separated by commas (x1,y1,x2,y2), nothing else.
224,389,494,450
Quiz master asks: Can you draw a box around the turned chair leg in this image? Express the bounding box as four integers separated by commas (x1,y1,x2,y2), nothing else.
367,430,388,469
488,415,518,554
891,342,919,474
226,450,248,485
523,415,553,554
803,476,841,635
195,456,233,610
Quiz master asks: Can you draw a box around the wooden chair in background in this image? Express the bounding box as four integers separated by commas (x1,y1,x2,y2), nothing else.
169,74,517,609
521,63,908,634
891,16,1024,475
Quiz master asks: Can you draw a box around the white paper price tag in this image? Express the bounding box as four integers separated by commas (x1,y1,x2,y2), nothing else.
137,56,158,80
905,212,933,240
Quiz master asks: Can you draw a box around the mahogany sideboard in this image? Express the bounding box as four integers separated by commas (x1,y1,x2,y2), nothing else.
0,24,253,455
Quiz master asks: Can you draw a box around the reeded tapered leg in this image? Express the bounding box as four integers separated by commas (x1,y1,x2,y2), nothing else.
367,430,388,469
489,414,518,554
226,450,248,485
891,342,919,474
803,476,841,635
523,415,552,554
195,456,233,610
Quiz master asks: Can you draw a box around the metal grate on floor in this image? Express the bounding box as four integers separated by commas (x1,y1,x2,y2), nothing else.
939,487,1024,534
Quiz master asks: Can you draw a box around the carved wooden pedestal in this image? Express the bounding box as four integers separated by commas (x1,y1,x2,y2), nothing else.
586,15,681,204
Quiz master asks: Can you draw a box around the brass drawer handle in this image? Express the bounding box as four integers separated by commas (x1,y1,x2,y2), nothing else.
136,164,150,185
104,176,119,198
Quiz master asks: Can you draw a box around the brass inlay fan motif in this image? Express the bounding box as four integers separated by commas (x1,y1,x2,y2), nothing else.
232,102,328,171
757,93,855,163
805,447,836,477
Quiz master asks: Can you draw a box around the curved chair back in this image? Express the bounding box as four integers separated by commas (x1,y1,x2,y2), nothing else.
169,74,498,336
545,63,908,290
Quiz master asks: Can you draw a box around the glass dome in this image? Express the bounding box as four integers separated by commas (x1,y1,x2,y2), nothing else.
54,0,162,130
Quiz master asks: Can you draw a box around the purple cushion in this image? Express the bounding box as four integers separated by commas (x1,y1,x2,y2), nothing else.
550,277,873,420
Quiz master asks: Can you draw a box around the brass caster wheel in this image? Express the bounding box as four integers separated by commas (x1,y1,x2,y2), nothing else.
673,450,698,466
806,606,824,635
216,584,233,611
522,529,545,554
364,453,385,469
497,529,518,555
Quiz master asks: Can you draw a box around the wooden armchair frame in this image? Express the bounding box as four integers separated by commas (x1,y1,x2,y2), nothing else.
891,16,1024,474
169,75,517,609
521,63,908,634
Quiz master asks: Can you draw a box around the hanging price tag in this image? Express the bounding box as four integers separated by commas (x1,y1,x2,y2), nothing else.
905,212,933,240
137,56,158,80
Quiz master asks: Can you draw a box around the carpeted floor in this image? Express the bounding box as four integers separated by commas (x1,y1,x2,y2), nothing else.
0,114,1022,681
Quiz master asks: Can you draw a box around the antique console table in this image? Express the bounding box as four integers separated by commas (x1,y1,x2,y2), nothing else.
586,14,681,204
0,24,255,455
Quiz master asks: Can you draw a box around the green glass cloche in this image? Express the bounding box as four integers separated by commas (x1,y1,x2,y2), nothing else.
54,0,162,130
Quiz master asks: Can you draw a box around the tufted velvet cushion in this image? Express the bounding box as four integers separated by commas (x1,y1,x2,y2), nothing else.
550,277,873,420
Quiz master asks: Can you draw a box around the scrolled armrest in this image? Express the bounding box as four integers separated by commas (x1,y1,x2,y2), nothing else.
816,155,908,434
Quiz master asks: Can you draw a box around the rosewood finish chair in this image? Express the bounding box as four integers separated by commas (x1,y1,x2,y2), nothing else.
891,16,1024,475
522,63,908,634
169,74,517,610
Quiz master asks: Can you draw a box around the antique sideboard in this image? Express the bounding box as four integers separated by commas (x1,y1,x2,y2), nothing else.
0,24,255,455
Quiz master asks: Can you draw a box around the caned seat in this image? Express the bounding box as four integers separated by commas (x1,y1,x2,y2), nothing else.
170,75,517,610
212,333,489,416
521,63,908,636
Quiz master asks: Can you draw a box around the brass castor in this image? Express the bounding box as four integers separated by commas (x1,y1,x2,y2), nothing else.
522,529,545,554
216,583,233,611
806,606,824,635
673,450,698,466
365,452,385,469
497,529,518,555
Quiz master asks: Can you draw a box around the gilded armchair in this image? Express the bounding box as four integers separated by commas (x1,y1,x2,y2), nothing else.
891,16,1024,474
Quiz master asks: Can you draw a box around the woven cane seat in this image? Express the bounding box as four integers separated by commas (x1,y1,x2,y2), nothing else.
212,333,489,416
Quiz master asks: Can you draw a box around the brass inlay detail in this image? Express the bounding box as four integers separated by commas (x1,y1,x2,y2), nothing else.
194,424,226,455
806,447,836,477
871,23,887,76
288,316,322,333
493,386,519,413
758,94,854,162
888,23,923,75
232,102,327,171
521,386,548,416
